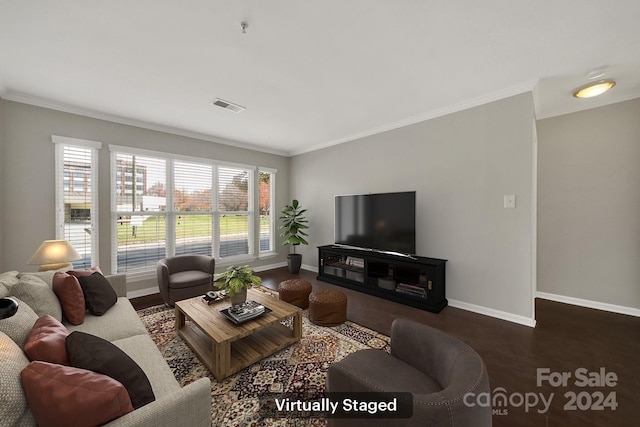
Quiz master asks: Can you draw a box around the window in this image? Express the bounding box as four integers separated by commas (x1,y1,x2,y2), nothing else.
112,151,167,274
110,146,263,275
53,136,101,269
174,160,213,256
259,168,276,254
218,166,252,258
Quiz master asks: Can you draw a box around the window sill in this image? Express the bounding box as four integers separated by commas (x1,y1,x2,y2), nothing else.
258,251,278,260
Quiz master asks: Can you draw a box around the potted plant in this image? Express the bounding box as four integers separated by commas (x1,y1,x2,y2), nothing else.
279,199,309,273
214,265,262,306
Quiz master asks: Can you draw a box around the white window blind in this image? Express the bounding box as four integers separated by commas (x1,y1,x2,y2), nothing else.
174,160,213,256
110,145,264,274
113,152,167,273
53,136,101,269
218,166,252,258
259,169,275,253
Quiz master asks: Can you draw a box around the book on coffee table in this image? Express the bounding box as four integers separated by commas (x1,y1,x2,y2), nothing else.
220,300,271,324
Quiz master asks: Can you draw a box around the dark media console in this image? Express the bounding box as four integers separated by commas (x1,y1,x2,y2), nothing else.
317,245,447,313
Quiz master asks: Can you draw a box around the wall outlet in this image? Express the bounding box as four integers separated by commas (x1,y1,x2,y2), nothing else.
504,195,516,208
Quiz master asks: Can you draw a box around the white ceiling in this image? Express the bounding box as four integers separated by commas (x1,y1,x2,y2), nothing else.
1,1,640,156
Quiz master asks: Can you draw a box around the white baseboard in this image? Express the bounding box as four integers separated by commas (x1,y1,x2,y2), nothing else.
252,261,287,272
301,264,318,273
447,298,537,328
306,264,536,327
536,291,640,317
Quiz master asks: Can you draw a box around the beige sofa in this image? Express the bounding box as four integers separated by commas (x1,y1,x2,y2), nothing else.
0,270,211,427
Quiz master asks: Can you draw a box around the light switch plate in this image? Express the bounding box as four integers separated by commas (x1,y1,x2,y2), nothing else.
504,195,516,208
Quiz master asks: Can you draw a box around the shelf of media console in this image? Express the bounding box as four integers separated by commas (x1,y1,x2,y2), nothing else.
317,245,448,313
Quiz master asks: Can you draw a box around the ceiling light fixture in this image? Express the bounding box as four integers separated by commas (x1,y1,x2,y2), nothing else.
572,80,616,99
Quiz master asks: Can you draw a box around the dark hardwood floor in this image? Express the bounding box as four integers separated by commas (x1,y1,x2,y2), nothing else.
131,267,640,427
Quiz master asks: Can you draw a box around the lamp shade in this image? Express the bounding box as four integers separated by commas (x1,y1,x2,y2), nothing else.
28,240,82,271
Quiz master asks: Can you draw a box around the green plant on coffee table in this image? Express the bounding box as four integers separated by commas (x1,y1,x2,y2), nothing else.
214,265,262,297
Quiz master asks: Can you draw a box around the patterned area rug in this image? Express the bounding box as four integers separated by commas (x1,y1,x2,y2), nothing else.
137,291,390,426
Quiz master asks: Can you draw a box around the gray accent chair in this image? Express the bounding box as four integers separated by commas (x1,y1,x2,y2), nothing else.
326,318,492,427
157,255,215,306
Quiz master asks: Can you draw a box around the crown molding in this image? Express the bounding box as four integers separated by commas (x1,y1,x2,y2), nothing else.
290,80,539,156
3,81,539,158
1,91,290,157
534,89,640,120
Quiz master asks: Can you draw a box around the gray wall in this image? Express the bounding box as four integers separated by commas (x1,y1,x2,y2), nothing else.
0,100,290,292
0,99,4,271
291,93,536,321
537,98,640,309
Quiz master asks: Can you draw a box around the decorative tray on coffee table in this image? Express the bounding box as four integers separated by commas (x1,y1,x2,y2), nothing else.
220,300,272,324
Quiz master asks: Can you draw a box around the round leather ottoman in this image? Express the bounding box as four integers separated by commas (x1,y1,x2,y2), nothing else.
278,279,312,309
308,289,347,326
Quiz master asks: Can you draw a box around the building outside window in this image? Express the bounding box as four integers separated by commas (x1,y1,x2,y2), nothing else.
53,136,101,269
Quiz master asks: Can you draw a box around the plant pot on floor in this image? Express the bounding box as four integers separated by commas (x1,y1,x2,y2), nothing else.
287,254,302,274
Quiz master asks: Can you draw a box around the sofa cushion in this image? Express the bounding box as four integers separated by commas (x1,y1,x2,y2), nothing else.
0,271,19,297
0,298,38,348
0,332,36,426
24,315,70,365
0,270,20,289
112,334,181,398
21,361,134,427
65,297,148,341
169,270,211,288
77,272,118,315
18,270,59,287
9,274,63,321
52,272,85,325
66,331,155,409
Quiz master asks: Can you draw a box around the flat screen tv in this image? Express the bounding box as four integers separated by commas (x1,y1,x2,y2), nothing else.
334,191,416,255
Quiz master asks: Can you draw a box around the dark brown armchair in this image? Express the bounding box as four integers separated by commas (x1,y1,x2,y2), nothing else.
156,255,215,306
326,318,492,426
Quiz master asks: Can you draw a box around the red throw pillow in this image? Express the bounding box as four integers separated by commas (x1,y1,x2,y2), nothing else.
21,361,134,427
52,272,85,325
24,315,70,365
67,266,103,278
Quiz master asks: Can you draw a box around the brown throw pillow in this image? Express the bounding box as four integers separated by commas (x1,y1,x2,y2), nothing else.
52,272,85,325
66,331,155,409
24,315,70,365
76,272,117,316
21,361,134,427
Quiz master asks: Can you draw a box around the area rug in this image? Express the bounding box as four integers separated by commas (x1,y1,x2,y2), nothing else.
137,292,390,426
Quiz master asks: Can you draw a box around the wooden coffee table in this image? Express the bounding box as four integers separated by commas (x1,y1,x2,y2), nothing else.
175,288,302,380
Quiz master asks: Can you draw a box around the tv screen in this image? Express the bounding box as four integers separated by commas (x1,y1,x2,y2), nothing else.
334,191,416,255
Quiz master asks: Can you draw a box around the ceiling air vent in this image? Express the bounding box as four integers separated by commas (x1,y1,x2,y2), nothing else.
211,98,245,113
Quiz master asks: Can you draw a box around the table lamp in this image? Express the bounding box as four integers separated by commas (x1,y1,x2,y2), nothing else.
28,239,81,271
